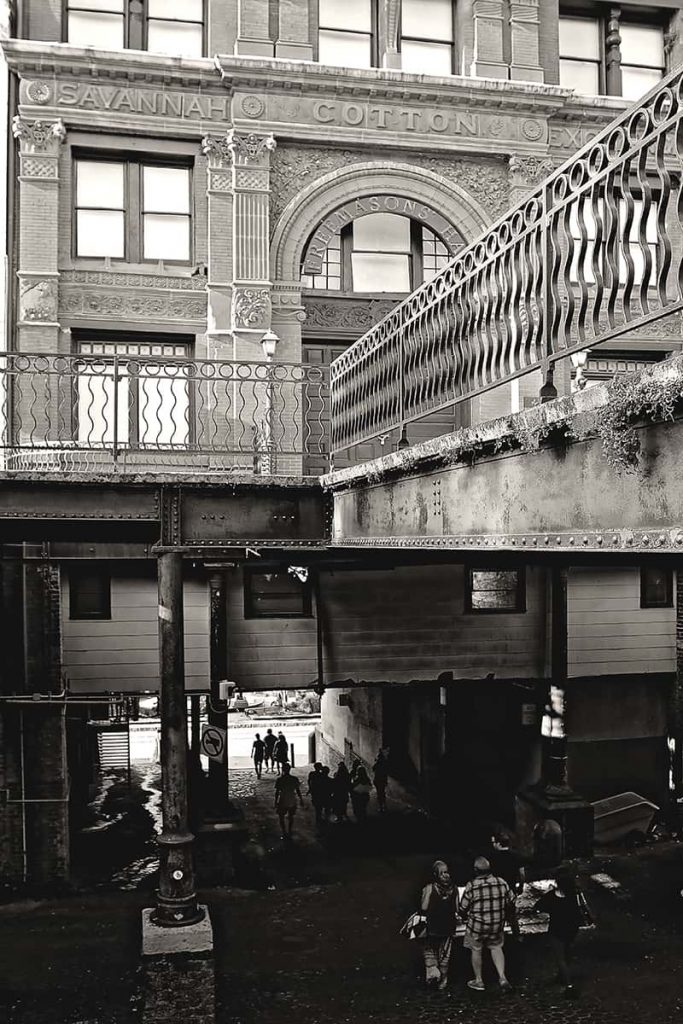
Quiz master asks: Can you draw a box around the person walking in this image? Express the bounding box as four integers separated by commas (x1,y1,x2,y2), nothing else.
274,731,289,775
263,728,277,773
535,866,584,998
274,763,304,839
332,762,351,821
307,762,327,826
251,733,266,779
373,748,389,813
420,860,459,991
350,765,372,823
320,765,334,818
460,856,514,993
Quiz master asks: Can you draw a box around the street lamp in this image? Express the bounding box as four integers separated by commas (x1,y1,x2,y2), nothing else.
260,330,279,474
570,349,589,391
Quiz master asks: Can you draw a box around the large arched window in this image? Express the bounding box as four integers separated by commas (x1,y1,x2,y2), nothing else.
300,212,451,292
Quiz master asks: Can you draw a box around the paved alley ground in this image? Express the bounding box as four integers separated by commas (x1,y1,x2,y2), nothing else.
2,765,683,1023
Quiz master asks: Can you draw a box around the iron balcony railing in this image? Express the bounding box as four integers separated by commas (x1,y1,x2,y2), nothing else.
0,352,329,476
331,65,683,453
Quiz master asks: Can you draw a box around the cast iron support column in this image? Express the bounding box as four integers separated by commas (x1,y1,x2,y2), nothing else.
605,8,622,97
153,552,203,927
542,564,570,793
672,571,683,794
206,571,232,821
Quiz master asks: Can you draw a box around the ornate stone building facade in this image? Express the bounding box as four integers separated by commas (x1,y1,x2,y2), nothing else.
2,0,683,881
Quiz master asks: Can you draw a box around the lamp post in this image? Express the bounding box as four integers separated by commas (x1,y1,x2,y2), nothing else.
570,350,589,392
260,330,279,475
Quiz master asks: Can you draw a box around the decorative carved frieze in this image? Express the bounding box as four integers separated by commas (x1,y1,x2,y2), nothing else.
19,278,58,322
12,117,66,152
303,296,399,335
60,270,207,292
233,288,271,329
20,157,59,179
270,147,510,229
60,287,207,322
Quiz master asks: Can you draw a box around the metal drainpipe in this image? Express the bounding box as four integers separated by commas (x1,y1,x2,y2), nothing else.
19,707,27,883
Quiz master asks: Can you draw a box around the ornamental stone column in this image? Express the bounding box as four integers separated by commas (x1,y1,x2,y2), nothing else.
471,0,508,79
228,130,277,358
12,117,65,355
509,0,544,83
201,134,234,361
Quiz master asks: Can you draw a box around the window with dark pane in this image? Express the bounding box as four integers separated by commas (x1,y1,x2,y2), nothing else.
70,570,111,620
466,569,525,613
245,570,312,618
640,567,673,608
401,0,454,75
318,0,374,68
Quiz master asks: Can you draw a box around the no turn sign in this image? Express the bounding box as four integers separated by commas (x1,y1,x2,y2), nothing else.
201,724,227,763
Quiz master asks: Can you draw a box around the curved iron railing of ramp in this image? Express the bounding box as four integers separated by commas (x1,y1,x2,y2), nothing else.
0,352,328,476
330,66,683,453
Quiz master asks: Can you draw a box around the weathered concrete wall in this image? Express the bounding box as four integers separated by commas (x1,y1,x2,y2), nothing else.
326,370,683,553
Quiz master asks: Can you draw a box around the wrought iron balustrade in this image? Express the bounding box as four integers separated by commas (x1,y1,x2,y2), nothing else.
0,352,328,475
331,66,683,454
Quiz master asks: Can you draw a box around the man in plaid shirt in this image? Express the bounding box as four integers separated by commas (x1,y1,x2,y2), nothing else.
460,856,514,992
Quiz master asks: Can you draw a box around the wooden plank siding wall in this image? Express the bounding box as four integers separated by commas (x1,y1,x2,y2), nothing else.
320,564,547,684
61,572,209,693
226,569,318,691
567,567,676,678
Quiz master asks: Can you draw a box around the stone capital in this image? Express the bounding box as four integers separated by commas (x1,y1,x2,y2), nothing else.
12,117,66,154
228,131,277,166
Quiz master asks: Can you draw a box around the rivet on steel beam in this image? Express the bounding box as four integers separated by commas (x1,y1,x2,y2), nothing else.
556,537,561,544
583,536,589,544
612,535,619,543
569,537,575,545
642,535,649,544
658,536,665,546
544,537,549,545
597,536,603,545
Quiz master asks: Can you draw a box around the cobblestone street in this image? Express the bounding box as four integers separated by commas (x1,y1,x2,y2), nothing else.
3,766,683,1023
212,768,683,1024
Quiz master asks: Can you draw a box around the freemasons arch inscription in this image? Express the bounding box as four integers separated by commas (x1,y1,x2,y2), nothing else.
302,194,463,275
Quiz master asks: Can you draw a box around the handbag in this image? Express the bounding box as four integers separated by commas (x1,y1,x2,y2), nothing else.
577,889,596,930
400,912,428,940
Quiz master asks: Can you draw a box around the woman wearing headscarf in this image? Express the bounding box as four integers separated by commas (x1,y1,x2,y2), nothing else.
420,860,459,990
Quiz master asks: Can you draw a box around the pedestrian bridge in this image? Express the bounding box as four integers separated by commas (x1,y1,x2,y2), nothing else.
323,356,683,557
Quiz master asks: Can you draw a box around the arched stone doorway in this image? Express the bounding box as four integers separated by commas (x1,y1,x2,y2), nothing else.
269,164,490,469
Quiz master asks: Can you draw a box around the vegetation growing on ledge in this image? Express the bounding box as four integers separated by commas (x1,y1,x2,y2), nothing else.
596,361,683,472
336,358,683,489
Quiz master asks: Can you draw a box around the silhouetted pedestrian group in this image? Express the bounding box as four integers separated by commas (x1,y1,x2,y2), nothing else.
409,832,592,999
307,749,390,827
